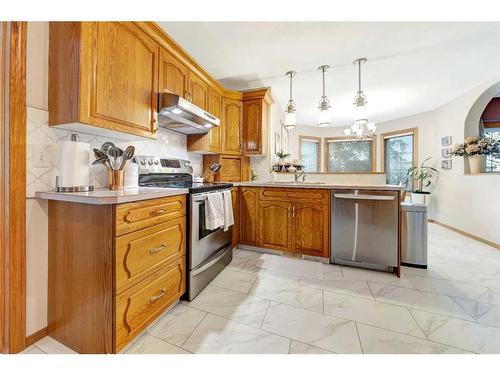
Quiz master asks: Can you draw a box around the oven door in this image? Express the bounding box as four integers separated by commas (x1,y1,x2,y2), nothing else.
190,191,232,270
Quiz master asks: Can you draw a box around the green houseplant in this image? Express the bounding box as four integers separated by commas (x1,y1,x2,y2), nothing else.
275,150,290,172
406,157,439,205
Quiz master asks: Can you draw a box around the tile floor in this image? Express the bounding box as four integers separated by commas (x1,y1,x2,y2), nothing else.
24,223,500,354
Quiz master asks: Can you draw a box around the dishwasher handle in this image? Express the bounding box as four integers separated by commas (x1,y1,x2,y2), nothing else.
333,193,395,201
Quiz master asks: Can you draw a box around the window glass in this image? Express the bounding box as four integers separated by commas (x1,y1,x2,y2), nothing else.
299,139,319,172
326,139,372,172
384,134,413,187
483,127,500,173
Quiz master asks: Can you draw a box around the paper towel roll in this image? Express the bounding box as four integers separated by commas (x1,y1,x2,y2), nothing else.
59,140,90,187
124,162,139,189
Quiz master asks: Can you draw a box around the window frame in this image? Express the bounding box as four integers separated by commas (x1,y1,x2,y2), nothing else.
298,135,321,173
323,136,377,173
381,127,418,188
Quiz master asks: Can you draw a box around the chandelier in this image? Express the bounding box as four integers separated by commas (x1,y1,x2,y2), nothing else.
317,65,332,127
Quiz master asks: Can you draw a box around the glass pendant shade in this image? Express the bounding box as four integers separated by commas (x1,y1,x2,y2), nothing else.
317,108,331,127
284,71,297,130
353,102,368,126
284,112,296,129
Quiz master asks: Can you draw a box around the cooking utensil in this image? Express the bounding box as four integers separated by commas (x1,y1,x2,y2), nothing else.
93,148,107,159
119,145,135,170
203,162,221,181
107,146,123,170
101,142,115,153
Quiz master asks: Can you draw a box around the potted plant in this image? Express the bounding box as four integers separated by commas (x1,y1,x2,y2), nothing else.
406,157,439,205
275,150,290,172
451,136,499,173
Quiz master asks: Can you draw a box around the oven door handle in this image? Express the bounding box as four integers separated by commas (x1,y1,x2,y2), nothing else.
191,246,230,276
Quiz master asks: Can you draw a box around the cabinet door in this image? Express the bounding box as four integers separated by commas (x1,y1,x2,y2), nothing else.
188,72,208,110
82,22,159,138
159,48,189,98
242,99,262,155
240,187,259,246
221,97,242,155
207,89,222,153
259,201,291,252
292,203,329,258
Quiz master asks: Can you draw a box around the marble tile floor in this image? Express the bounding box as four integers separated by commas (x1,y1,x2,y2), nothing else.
25,223,500,354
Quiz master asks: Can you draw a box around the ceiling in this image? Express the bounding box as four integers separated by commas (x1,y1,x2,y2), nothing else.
158,22,500,127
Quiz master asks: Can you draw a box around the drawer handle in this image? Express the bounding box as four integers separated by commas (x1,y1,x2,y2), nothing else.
149,288,166,303
150,208,166,216
149,244,166,254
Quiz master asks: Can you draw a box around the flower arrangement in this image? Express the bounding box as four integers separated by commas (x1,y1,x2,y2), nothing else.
451,136,499,157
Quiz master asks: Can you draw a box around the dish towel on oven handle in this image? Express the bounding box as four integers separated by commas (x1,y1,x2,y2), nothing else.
205,191,224,230
222,190,234,231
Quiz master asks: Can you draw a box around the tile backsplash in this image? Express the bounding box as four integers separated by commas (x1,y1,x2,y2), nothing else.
26,106,203,197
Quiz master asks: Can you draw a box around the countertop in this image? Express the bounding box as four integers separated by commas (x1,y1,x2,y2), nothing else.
35,187,189,205
234,181,405,191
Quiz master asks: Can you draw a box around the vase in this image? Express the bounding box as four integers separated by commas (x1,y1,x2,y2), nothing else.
411,192,431,206
468,155,484,174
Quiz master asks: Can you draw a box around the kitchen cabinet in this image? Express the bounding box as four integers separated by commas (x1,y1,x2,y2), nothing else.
187,89,222,153
242,89,273,156
49,22,159,139
240,187,260,246
259,201,291,252
221,97,243,155
188,72,208,110
292,203,329,257
159,47,189,98
202,154,250,182
47,195,187,353
231,188,239,248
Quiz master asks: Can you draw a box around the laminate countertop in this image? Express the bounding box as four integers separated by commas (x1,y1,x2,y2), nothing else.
234,181,406,191
35,187,189,205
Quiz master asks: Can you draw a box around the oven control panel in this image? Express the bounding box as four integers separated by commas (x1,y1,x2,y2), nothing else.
134,156,193,174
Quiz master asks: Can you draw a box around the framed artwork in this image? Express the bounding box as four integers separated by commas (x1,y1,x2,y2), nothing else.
441,159,452,170
441,147,451,158
274,132,281,154
441,136,452,147
282,127,289,154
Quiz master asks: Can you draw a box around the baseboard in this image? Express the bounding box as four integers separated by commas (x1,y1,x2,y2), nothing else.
25,327,47,347
428,220,500,249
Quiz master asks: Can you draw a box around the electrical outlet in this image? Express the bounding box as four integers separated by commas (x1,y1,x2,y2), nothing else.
32,145,50,167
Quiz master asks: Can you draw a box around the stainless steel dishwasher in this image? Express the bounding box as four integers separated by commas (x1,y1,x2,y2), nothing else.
331,189,399,271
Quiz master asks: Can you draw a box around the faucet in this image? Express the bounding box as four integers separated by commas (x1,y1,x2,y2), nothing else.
294,170,306,183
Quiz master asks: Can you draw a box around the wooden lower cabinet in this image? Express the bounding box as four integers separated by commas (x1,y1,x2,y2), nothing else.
231,188,239,247
237,187,330,257
292,203,329,258
47,196,187,353
259,201,291,252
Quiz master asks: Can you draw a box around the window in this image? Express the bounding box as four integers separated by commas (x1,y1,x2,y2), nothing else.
299,136,320,172
382,128,417,188
324,137,375,172
483,126,500,172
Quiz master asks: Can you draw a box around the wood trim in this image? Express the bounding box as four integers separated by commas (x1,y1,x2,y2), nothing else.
380,127,418,173
2,22,27,354
25,327,47,347
0,21,6,354
323,136,377,173
428,220,500,250
298,135,321,172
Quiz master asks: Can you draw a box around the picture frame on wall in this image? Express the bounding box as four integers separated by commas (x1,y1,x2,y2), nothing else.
441,136,452,147
274,132,281,154
441,159,452,170
441,147,451,158
282,127,289,154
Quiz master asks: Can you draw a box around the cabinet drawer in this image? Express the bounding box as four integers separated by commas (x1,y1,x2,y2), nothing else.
259,188,329,204
115,195,186,236
115,256,186,351
115,217,186,293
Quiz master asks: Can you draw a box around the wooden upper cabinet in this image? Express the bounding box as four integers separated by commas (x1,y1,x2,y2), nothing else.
49,22,159,139
222,97,242,155
242,89,273,156
292,203,329,258
159,48,189,97
240,187,259,246
188,72,208,110
259,201,291,252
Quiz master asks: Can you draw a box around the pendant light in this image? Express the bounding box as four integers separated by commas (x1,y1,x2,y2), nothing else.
345,58,376,139
317,65,331,127
284,71,297,130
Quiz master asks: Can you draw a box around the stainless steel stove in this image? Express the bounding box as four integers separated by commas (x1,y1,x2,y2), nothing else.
136,155,233,301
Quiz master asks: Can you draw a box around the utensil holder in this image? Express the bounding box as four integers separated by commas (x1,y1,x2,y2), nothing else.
109,169,124,190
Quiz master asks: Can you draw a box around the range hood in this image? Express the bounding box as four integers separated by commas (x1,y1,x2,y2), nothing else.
157,92,220,135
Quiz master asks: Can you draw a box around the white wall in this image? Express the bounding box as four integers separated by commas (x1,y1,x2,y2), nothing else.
376,77,500,244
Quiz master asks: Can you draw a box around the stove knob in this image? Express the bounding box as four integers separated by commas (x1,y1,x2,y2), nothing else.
154,160,160,165
140,160,146,165
147,160,154,165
